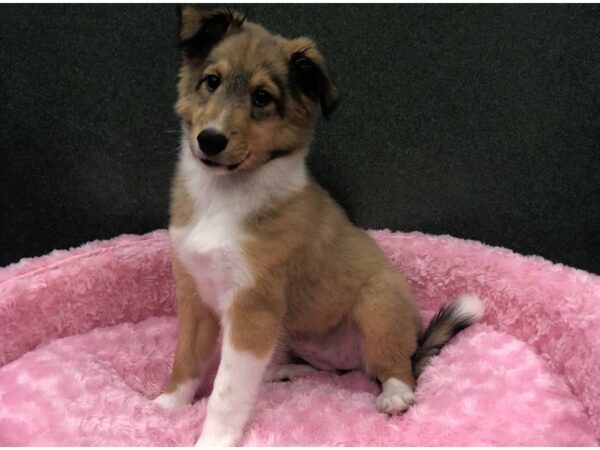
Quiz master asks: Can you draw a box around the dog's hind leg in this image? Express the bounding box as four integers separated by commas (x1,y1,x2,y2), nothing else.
263,343,317,381
352,269,421,414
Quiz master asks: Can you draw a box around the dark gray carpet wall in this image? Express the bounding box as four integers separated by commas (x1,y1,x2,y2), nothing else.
1,4,599,273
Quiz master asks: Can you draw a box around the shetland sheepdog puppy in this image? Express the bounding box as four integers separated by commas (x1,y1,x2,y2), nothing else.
154,8,484,446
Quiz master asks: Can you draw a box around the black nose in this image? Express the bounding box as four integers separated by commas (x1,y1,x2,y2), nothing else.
197,128,228,157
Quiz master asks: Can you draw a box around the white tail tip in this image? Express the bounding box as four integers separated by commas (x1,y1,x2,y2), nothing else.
454,294,485,321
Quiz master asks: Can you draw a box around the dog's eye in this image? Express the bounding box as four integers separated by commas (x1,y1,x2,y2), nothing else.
205,75,220,92
252,89,273,107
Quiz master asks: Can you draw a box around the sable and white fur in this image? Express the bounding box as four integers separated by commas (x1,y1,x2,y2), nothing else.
154,8,484,447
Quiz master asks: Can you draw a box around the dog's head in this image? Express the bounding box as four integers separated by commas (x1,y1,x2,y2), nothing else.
175,7,338,174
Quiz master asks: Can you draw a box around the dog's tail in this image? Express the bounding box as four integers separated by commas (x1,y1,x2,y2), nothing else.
412,294,484,378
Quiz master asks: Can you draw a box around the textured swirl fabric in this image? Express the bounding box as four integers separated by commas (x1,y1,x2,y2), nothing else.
0,230,598,445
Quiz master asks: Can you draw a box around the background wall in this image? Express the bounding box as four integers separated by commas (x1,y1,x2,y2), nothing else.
1,4,599,273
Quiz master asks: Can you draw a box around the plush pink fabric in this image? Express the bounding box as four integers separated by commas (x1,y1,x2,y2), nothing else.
0,230,598,445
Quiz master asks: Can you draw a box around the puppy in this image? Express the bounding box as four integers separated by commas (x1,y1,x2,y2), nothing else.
154,7,484,446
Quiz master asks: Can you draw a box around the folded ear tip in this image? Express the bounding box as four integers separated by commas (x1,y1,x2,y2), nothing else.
179,6,205,41
180,5,201,20
178,7,246,57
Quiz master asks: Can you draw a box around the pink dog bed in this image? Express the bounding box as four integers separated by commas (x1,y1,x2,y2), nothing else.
0,230,599,446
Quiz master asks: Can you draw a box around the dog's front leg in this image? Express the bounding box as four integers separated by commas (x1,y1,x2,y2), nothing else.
195,287,283,447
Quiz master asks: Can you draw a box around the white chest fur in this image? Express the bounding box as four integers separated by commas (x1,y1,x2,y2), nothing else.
170,141,309,317
171,211,250,316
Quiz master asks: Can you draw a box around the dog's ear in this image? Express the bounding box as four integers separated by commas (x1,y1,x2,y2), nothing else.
177,6,246,59
286,37,340,119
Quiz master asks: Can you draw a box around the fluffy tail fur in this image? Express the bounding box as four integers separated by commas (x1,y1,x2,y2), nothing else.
412,294,484,378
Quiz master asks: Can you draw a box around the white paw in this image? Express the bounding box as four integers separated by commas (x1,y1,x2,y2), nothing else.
153,378,200,409
264,364,316,381
376,378,416,414
195,430,240,447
